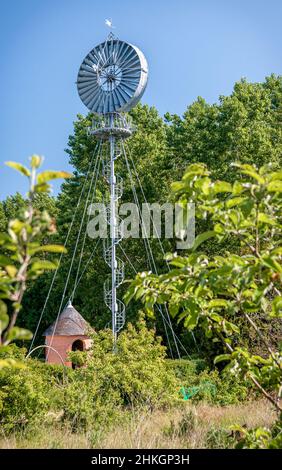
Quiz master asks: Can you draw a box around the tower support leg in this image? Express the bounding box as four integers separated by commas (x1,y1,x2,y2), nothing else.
109,116,117,350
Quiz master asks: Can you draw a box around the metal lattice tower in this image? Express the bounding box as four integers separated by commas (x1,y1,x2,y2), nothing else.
76,33,148,348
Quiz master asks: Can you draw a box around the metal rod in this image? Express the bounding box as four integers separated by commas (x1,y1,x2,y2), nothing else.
109,113,117,350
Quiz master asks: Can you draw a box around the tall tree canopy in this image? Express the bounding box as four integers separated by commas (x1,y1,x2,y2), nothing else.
165,75,282,181
1,75,280,358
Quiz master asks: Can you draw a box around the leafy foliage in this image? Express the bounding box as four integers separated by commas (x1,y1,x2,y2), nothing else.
18,105,180,348
1,76,281,447
0,155,70,360
205,427,236,449
167,358,249,405
70,317,179,409
126,161,282,443
231,414,282,449
165,75,282,182
0,356,50,431
2,77,281,358
0,319,180,434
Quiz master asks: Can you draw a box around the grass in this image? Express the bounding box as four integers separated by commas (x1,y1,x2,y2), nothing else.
0,399,276,449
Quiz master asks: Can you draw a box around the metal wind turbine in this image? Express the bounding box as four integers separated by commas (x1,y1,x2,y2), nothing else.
76,32,148,348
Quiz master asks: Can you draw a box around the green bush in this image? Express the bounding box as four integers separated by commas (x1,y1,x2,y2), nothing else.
167,358,249,405
0,364,50,432
190,370,249,405
205,426,236,449
59,368,123,432
82,319,180,409
167,358,208,379
0,324,250,438
0,344,27,361
0,320,180,435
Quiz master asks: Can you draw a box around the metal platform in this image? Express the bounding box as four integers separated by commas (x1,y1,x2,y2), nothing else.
88,113,134,139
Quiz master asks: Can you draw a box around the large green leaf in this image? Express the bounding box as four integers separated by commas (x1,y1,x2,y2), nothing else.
261,256,282,273
5,265,18,278
214,354,231,364
0,255,13,266
30,244,67,254
37,170,71,184
208,299,229,309
258,213,277,226
30,260,58,271
267,180,282,192
0,300,9,332
234,164,265,183
226,196,246,209
269,170,282,181
5,161,30,177
192,231,217,251
213,181,232,193
5,326,33,342
184,310,199,329
271,296,282,318
33,183,51,193
171,181,185,193
183,163,209,179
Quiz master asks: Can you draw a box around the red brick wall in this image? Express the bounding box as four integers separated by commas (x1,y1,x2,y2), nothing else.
45,335,91,367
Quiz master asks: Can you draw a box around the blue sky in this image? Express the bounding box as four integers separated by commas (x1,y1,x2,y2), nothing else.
0,0,281,200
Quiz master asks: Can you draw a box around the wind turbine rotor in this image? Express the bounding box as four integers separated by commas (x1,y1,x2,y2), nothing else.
77,38,148,114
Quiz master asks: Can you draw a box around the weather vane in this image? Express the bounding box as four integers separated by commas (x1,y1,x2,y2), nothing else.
105,18,115,30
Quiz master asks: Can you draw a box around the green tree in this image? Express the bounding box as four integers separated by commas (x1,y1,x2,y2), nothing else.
165,75,282,182
2,193,26,222
1,192,57,227
126,162,282,416
0,202,6,232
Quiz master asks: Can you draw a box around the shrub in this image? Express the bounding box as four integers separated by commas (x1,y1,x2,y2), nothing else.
0,320,180,435
127,162,282,417
167,358,208,379
205,426,236,449
167,358,249,405
190,370,249,405
79,318,180,410
0,364,50,432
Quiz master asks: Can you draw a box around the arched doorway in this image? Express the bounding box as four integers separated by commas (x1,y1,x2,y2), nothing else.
71,339,84,369
72,339,84,352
